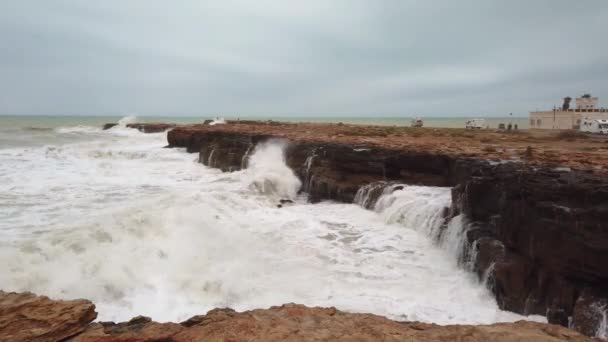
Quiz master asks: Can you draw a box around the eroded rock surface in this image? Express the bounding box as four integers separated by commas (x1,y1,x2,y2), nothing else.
0,291,97,342
452,162,608,330
0,292,596,341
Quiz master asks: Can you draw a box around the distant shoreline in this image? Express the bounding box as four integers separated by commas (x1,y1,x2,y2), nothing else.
0,115,530,129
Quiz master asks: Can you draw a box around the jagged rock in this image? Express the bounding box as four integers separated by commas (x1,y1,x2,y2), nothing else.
70,303,593,341
70,318,184,341
0,290,97,342
126,123,177,133
102,123,117,130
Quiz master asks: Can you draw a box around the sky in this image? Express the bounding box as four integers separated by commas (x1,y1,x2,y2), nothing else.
1,0,607,117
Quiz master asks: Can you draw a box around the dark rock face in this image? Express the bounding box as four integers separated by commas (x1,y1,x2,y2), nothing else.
102,123,118,130
167,127,608,337
126,123,177,133
168,128,459,202
452,162,608,332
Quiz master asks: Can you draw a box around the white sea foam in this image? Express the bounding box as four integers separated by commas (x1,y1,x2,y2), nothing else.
117,115,138,127
245,141,301,200
0,126,546,325
209,118,226,126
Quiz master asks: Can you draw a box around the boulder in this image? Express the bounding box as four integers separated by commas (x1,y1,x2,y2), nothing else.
0,291,96,342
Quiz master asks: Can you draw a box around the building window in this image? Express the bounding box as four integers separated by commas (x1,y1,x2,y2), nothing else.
537,119,542,126
530,119,535,126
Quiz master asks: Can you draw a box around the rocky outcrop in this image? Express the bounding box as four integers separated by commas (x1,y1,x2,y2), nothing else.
0,291,595,341
102,123,118,130
168,127,461,203
161,123,608,337
126,123,177,133
0,290,97,341
451,162,608,333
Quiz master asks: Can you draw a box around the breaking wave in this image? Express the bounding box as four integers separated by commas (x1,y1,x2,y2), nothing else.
0,127,545,326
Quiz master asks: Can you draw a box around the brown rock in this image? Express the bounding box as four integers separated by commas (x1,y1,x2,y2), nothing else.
0,292,596,341
126,123,177,133
572,288,608,337
0,290,97,342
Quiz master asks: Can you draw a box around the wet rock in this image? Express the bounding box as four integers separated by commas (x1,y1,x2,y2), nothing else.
1,291,595,341
102,123,117,130
572,287,608,337
126,123,177,133
454,162,608,334
0,290,96,342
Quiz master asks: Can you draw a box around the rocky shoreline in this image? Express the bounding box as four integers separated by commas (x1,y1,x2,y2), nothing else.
5,120,605,340
0,291,596,341
155,121,608,337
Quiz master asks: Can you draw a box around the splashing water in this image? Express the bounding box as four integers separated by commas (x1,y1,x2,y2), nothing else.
354,182,391,209
0,126,546,326
117,115,138,127
301,149,317,192
595,303,608,338
241,144,254,169
245,141,301,200
209,118,226,126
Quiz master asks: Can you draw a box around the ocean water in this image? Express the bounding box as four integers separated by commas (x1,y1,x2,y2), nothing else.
0,116,543,324
0,114,530,132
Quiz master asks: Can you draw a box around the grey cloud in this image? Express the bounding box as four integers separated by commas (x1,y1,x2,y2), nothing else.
1,0,607,116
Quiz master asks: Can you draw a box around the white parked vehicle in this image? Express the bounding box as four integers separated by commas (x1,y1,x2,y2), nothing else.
410,117,423,127
580,118,608,134
465,119,485,129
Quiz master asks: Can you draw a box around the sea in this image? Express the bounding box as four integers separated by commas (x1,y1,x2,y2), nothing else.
0,115,542,324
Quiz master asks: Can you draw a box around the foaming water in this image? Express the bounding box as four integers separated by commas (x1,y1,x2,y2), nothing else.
246,141,301,200
0,123,544,325
117,115,138,127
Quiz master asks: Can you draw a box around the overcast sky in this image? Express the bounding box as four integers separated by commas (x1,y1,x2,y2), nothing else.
1,1,607,117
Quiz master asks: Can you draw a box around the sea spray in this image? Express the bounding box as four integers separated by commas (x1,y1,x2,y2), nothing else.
597,304,608,339
302,149,317,192
241,143,254,169
117,115,138,127
245,141,301,200
209,118,226,126
208,148,216,168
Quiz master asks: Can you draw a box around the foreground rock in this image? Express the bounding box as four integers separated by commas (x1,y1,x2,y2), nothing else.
0,291,596,341
0,291,96,341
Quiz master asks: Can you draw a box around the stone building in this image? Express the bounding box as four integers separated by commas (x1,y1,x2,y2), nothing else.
529,94,607,129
